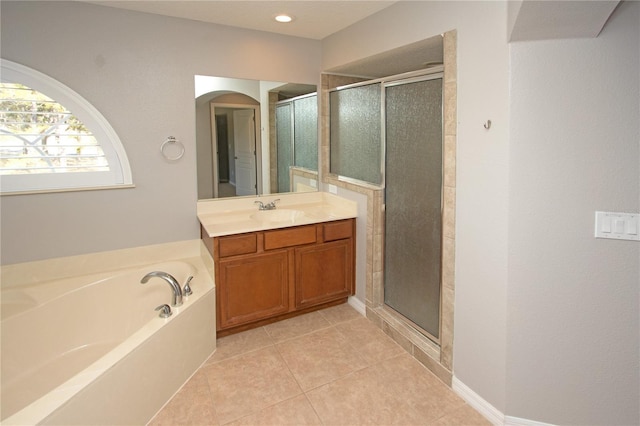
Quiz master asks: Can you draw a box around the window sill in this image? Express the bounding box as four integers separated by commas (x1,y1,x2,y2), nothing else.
1,183,136,197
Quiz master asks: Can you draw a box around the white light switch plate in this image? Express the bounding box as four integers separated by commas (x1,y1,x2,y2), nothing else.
595,211,639,241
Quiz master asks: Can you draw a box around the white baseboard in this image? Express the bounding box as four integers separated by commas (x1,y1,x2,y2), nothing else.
452,376,505,425
348,296,366,316
504,416,554,426
452,377,555,426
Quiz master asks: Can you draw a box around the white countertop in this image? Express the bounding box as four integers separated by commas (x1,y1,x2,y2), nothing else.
197,192,358,237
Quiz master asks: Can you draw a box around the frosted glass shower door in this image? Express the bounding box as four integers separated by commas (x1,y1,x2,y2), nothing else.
329,83,382,185
293,94,318,171
275,94,318,193
384,77,443,340
275,103,293,192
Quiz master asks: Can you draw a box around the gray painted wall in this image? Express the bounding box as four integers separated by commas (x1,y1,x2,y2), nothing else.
507,2,639,423
0,1,320,264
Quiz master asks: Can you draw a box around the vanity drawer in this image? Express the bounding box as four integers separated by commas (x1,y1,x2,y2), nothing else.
264,225,317,250
217,233,258,258
323,220,353,242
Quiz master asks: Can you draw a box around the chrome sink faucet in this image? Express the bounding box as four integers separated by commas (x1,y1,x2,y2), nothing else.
140,271,183,306
254,199,280,211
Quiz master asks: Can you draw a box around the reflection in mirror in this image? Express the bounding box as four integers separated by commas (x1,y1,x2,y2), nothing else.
275,92,318,193
195,76,317,200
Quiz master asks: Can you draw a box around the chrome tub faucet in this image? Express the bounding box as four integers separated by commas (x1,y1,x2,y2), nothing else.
140,271,183,306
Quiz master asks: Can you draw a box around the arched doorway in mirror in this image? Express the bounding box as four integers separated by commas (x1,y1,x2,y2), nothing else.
198,92,260,199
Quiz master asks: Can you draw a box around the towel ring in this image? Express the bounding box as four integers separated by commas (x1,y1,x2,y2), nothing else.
160,136,185,161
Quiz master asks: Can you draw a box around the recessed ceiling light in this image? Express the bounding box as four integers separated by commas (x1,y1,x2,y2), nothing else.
274,14,293,23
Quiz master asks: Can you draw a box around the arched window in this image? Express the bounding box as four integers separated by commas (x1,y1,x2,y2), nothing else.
0,60,132,194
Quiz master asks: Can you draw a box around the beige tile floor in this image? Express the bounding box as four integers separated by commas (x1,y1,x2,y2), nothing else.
149,304,490,426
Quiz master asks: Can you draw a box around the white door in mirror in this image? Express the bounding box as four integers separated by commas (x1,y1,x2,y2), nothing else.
595,211,639,241
234,109,257,196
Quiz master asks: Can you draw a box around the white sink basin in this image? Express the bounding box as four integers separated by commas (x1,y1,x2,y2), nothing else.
250,209,305,223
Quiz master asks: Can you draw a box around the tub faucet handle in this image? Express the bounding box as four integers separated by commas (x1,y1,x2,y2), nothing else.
155,304,172,318
183,276,193,296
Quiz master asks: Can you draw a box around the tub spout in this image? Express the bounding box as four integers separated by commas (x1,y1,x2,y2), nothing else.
140,271,183,306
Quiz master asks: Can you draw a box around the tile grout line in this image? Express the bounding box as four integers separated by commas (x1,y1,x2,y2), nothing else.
266,310,370,425
272,336,327,425
214,321,319,425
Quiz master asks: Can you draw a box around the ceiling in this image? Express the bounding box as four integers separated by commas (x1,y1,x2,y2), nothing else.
85,1,397,40
509,0,620,42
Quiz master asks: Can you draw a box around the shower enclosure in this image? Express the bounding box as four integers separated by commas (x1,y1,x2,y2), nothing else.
330,70,443,342
275,93,317,193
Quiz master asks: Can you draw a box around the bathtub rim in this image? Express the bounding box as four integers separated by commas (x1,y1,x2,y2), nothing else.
0,239,213,290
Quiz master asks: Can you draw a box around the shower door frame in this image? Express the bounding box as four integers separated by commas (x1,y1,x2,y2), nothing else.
328,68,445,344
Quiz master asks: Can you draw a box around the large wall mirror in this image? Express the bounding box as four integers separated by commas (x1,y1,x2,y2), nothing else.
195,75,317,200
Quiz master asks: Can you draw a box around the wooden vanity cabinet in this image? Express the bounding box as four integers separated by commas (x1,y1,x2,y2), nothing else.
206,218,355,335
216,250,290,330
295,220,354,309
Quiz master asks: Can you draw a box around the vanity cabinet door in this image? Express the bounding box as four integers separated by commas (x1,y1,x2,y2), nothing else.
294,239,353,309
216,250,289,331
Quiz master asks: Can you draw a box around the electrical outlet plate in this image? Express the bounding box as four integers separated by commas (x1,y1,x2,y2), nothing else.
595,211,639,241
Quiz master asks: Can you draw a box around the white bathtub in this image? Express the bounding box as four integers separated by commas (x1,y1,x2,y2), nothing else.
0,240,216,425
